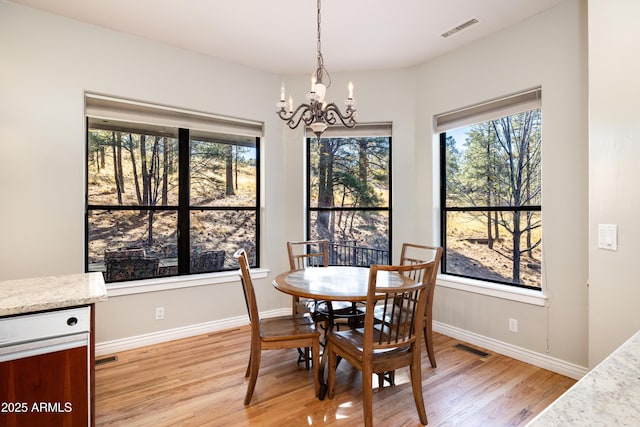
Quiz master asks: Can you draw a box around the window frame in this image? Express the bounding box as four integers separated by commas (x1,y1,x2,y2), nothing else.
437,89,543,292
305,125,392,265
84,95,261,282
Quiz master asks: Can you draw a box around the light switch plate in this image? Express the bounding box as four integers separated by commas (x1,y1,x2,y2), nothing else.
598,224,617,251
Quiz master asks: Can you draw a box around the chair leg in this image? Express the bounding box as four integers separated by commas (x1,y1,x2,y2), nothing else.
377,372,385,388
327,342,336,400
292,295,300,315
296,347,311,370
410,353,428,425
376,370,395,388
424,323,437,368
311,340,320,398
245,351,252,378
362,366,374,427
244,344,261,405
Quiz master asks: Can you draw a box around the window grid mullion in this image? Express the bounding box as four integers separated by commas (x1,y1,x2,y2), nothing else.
178,128,191,275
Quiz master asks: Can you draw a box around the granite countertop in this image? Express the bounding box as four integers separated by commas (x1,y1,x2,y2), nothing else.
0,272,107,316
527,330,640,426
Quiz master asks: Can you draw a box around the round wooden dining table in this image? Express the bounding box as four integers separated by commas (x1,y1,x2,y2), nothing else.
273,265,414,400
273,265,411,302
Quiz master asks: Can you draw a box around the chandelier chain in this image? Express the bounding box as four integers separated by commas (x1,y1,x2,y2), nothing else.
316,0,324,83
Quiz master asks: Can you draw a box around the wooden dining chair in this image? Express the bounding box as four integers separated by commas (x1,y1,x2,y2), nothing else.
287,240,365,332
190,250,225,273
399,243,443,368
233,248,321,405
326,261,435,427
287,240,329,315
104,257,159,283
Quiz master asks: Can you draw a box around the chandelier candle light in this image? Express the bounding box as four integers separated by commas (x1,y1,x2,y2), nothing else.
276,0,357,139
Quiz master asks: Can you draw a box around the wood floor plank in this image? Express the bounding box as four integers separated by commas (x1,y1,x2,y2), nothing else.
95,327,575,426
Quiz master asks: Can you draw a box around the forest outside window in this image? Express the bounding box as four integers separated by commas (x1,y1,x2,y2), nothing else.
438,89,542,290
307,124,391,266
85,94,260,283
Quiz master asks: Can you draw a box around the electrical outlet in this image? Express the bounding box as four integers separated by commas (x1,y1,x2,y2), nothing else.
155,306,165,320
509,318,518,333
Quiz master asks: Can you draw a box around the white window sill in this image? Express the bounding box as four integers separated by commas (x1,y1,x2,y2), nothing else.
105,268,270,297
436,274,547,306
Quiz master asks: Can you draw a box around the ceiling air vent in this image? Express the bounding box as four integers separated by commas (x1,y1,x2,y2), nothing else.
441,18,480,38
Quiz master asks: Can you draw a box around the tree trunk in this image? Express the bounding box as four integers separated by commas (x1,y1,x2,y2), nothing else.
316,139,334,241
487,210,493,249
129,134,142,205
97,145,105,171
512,210,521,284
147,210,154,247
358,140,368,182
486,128,494,249
225,144,235,196
146,137,161,247
162,137,168,206
337,190,346,240
116,132,125,193
111,132,123,205
235,145,239,190
141,135,149,206
145,136,161,206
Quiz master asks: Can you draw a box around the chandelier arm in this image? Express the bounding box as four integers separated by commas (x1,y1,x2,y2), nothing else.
323,103,357,128
277,104,315,129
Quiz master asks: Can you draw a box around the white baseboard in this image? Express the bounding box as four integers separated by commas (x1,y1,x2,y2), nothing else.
433,321,588,380
95,308,289,357
97,312,589,381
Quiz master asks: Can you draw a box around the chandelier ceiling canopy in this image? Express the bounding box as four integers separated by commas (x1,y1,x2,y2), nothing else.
276,0,357,139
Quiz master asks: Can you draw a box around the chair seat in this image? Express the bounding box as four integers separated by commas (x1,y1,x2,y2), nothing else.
329,329,413,361
260,315,320,341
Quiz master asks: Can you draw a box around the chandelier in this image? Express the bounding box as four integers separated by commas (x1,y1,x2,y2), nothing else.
276,0,357,139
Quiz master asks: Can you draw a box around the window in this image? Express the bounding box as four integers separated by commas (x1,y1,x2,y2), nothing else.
438,89,542,289
307,124,391,266
85,95,260,282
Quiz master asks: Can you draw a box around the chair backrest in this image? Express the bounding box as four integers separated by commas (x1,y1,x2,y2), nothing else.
239,241,256,266
399,243,442,311
191,250,226,273
364,261,435,353
287,240,329,270
234,248,260,331
104,247,146,262
105,257,159,282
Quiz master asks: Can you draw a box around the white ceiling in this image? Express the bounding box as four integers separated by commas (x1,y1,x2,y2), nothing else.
8,0,568,75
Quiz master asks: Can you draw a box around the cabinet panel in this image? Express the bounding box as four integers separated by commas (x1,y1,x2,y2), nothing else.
0,345,88,427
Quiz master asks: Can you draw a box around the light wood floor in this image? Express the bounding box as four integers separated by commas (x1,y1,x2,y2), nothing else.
95,327,575,427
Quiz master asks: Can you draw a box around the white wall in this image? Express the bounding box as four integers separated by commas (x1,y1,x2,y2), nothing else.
0,0,593,370
415,0,589,367
588,0,640,366
0,1,420,345
0,2,292,342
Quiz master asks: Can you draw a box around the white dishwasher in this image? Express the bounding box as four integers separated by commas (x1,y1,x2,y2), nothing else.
0,306,91,427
